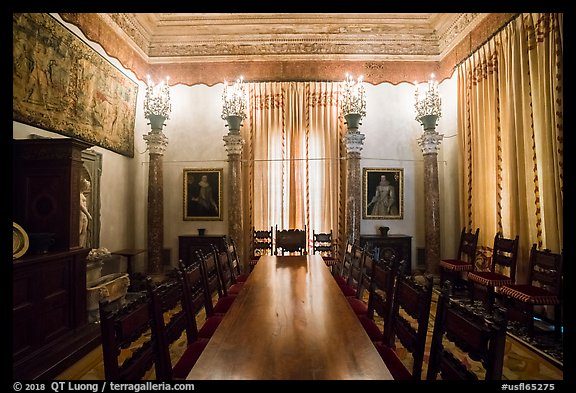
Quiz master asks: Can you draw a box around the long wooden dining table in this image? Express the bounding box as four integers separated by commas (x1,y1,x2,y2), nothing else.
187,254,393,380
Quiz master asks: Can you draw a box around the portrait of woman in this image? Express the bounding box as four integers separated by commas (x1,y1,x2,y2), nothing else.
363,168,403,219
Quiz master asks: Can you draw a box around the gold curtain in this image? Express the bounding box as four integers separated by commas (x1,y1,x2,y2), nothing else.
457,13,563,282
240,82,346,260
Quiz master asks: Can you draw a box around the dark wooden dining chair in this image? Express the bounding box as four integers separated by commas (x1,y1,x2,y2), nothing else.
312,229,337,269
212,244,244,296
500,244,563,340
347,250,377,316
333,238,355,286
249,226,274,271
275,225,307,255
98,292,157,380
468,233,519,311
439,227,479,290
179,256,224,341
427,282,508,380
357,258,398,341
374,271,433,380
197,249,236,316
226,237,249,282
146,276,208,380
338,243,365,298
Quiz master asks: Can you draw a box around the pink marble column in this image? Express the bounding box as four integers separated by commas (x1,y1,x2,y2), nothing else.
143,130,168,275
343,115,365,245
418,129,443,277
223,133,245,272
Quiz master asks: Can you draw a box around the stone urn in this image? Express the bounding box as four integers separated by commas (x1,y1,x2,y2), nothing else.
86,273,130,323
379,226,390,237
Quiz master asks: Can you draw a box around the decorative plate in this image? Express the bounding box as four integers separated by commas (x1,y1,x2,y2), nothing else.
13,222,29,260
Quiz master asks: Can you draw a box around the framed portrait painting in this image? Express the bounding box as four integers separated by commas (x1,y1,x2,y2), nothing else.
362,168,404,219
183,168,223,221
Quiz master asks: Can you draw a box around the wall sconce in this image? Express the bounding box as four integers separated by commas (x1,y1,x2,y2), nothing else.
144,75,171,131
221,77,247,134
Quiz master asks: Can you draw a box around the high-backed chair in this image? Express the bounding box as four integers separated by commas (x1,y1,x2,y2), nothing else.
347,249,375,316
468,233,519,311
338,243,364,298
147,276,208,380
439,227,479,290
179,256,224,341
197,249,236,316
374,272,433,380
212,244,244,296
274,225,308,255
312,229,337,269
275,225,307,255
98,292,157,380
333,238,355,286
357,258,398,341
226,237,249,282
427,282,508,380
250,226,274,270
500,244,563,340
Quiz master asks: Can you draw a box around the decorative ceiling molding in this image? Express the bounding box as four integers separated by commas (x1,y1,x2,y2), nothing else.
57,12,518,86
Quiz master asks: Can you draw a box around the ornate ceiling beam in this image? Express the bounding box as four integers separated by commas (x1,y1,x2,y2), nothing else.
58,13,517,87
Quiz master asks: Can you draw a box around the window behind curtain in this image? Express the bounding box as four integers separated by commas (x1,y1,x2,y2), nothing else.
241,81,345,254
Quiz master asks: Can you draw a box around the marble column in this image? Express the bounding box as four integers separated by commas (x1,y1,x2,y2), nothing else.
343,113,365,245
417,120,443,277
143,119,168,276
223,118,246,273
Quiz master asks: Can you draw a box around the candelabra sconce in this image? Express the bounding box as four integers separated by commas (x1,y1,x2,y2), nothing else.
342,73,366,130
222,77,247,135
144,75,171,132
414,75,443,279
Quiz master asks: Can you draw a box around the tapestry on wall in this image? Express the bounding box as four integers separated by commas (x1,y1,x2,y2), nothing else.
13,13,137,157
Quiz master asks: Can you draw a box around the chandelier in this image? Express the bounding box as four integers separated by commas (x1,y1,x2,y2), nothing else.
341,73,366,119
414,75,442,124
221,77,247,121
144,75,171,120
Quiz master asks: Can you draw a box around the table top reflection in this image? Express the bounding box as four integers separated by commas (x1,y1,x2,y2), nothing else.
187,255,393,380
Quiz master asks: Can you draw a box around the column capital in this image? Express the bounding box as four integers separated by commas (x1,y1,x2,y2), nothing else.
343,130,366,154
418,130,444,155
143,131,168,155
223,133,245,156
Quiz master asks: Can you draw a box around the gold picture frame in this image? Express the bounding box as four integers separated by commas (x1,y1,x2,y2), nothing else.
362,168,404,219
183,168,223,221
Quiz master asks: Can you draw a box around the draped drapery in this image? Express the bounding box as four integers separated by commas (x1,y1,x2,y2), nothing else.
240,82,346,261
457,13,563,283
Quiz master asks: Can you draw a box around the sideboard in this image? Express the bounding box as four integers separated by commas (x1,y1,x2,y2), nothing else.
359,234,412,273
178,235,228,266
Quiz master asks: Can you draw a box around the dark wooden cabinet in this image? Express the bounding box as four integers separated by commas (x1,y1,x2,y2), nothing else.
13,138,93,251
12,249,100,379
178,235,228,265
359,234,412,273
12,138,98,379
